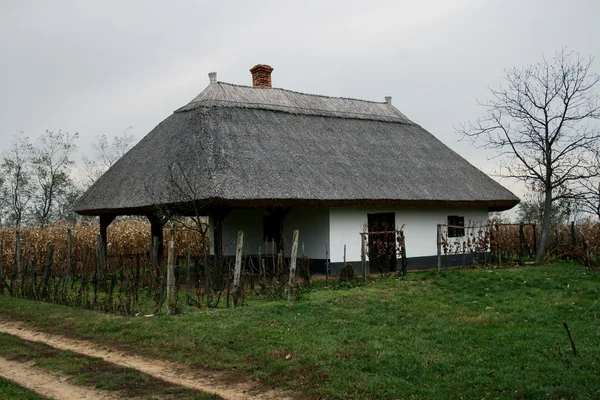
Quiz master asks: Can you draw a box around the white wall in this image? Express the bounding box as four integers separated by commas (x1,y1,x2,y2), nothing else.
283,207,329,259
329,206,489,262
215,207,330,258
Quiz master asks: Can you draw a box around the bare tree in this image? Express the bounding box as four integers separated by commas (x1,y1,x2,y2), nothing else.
146,160,226,308
82,127,137,186
460,49,600,262
30,130,79,227
574,176,600,221
1,134,33,227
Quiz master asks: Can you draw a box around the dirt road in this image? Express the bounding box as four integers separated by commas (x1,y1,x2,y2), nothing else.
0,355,119,399
0,320,294,400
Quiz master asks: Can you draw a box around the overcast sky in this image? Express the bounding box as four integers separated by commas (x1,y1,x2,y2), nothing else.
1,0,599,201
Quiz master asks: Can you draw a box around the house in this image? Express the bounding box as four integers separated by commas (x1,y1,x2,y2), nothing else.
74,64,519,273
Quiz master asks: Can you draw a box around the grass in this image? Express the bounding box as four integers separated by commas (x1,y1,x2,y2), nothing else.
1,261,599,399
0,378,52,400
0,332,220,399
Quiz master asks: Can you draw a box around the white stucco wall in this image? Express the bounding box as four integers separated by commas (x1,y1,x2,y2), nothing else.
213,207,330,258
283,207,329,259
329,206,489,263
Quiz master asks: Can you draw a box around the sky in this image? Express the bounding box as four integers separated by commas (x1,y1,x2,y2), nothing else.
1,0,599,204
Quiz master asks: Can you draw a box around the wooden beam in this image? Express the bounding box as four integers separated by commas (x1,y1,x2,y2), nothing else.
146,213,166,262
99,214,117,255
208,207,231,260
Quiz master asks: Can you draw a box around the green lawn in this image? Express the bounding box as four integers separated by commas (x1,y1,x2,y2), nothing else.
1,261,599,399
0,378,52,400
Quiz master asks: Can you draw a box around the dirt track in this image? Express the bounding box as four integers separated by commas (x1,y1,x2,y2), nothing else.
0,355,119,399
0,320,293,400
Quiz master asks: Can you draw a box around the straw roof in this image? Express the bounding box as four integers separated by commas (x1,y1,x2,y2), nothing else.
74,81,519,215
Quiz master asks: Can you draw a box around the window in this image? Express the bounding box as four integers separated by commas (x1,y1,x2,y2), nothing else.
447,215,465,237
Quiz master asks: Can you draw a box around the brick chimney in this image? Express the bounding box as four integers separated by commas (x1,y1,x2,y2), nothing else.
250,64,273,88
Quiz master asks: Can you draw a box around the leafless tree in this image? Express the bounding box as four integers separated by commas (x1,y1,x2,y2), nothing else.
574,176,600,221
30,130,79,227
146,160,224,307
460,49,600,262
82,127,137,186
1,133,33,227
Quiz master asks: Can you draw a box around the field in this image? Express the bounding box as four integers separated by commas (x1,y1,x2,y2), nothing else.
1,261,599,399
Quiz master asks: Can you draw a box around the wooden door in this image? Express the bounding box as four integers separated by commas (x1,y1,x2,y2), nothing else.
367,213,397,273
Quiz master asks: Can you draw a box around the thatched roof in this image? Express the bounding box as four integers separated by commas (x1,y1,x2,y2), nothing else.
74,81,519,215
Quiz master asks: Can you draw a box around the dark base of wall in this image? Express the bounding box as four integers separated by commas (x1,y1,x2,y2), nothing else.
208,253,491,277
323,252,491,276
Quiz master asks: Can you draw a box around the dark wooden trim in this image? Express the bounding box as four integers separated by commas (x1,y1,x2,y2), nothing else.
99,214,117,253
208,207,231,259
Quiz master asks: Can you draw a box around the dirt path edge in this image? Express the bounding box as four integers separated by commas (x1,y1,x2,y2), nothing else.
0,355,120,400
0,320,294,400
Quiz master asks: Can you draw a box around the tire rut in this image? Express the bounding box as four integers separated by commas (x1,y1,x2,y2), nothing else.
0,320,294,400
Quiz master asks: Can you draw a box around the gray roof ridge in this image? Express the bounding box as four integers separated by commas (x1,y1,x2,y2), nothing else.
176,81,414,124
214,81,393,106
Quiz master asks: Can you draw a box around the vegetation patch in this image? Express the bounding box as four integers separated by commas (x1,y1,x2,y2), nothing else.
0,378,52,400
0,332,220,399
1,261,599,399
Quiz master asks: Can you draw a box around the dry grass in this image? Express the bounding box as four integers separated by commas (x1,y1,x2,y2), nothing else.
0,217,208,275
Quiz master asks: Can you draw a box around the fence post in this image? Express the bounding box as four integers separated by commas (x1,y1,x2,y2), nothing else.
233,230,244,308
496,224,501,266
436,224,441,272
16,230,22,278
519,222,525,265
96,234,106,272
360,232,367,282
186,243,191,303
532,223,537,260
0,240,3,294
41,244,55,299
287,230,299,301
325,243,329,284
63,228,70,278
400,230,407,276
166,231,176,316
571,221,576,246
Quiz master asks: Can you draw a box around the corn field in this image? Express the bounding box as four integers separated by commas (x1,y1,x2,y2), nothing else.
0,218,312,315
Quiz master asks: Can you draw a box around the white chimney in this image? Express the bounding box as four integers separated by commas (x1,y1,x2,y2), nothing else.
208,72,217,84
385,96,392,105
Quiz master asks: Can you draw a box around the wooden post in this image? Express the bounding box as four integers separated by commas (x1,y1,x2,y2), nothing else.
343,244,346,265
258,245,262,281
0,240,3,279
571,221,576,245
166,231,176,316
325,243,329,284
186,243,191,302
99,214,116,259
16,230,22,278
287,230,299,301
400,230,407,275
96,235,106,272
272,238,276,273
41,244,55,299
532,223,537,260
594,312,599,336
496,224,502,266
436,224,441,272
360,233,367,282
562,322,578,356
232,230,244,308
66,228,72,281
519,222,525,265
146,214,165,262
